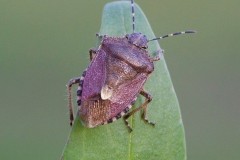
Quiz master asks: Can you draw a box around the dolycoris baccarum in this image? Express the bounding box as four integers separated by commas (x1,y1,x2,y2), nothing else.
67,0,195,132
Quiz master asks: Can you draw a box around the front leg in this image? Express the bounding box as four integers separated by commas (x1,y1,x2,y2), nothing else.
89,48,97,61
150,49,164,62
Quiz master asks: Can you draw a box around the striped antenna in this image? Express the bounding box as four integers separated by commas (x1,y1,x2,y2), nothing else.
148,30,196,42
131,0,135,33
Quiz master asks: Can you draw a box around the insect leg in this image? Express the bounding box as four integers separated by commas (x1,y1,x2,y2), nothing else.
89,48,97,61
123,89,154,132
150,49,164,62
96,33,104,38
139,89,155,126
66,77,81,126
123,116,133,133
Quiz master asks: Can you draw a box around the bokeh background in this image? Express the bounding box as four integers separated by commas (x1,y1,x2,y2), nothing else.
0,0,239,159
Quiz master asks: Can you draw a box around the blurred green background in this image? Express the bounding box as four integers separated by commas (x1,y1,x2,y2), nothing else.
0,0,239,159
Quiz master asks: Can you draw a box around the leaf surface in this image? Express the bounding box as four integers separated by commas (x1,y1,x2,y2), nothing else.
62,1,186,160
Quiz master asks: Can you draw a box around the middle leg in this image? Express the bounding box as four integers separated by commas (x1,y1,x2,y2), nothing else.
123,89,155,132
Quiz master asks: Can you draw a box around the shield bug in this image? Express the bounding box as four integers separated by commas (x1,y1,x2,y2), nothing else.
66,0,195,132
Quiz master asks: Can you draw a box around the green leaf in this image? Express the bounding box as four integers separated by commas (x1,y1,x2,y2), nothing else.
62,1,186,160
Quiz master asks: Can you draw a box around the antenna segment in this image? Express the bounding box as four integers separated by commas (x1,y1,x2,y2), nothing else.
131,0,135,33
148,30,196,42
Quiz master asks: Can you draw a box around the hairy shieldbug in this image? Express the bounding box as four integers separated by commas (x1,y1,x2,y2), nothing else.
67,0,195,132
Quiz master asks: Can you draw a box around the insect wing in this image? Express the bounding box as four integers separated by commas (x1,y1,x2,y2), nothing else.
109,73,148,118
81,49,107,101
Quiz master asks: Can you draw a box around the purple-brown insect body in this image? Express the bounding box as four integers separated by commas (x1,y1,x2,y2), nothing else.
79,33,153,128
126,33,148,49
66,0,195,132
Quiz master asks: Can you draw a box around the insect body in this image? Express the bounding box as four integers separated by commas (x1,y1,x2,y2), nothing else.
67,0,195,132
